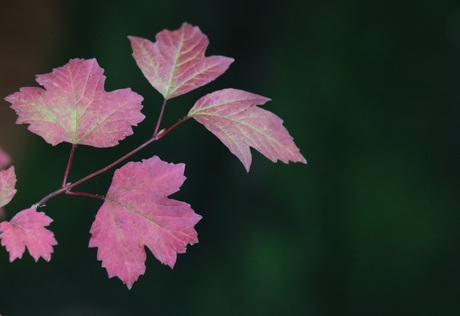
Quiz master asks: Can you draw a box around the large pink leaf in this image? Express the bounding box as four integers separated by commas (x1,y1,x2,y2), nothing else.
0,208,57,262
0,166,17,208
129,23,234,100
89,156,202,288
0,147,11,170
188,89,307,171
5,58,145,147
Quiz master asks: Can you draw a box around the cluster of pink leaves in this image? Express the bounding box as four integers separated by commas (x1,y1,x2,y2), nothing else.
0,23,305,288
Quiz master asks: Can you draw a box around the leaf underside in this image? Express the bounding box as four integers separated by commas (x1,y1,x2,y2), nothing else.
129,22,234,100
5,58,145,147
89,156,202,288
188,88,306,171
0,208,57,262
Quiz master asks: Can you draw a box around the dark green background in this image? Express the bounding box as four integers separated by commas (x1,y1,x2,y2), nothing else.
1,0,459,315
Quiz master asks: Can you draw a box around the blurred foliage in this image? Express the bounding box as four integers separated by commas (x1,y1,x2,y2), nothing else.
1,0,460,315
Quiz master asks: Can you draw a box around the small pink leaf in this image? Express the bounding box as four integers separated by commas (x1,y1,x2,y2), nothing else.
129,22,234,100
89,156,202,288
5,58,145,147
0,147,11,169
0,208,57,262
188,88,307,171
0,166,17,208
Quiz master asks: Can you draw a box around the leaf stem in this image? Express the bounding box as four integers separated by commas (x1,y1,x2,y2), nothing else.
62,144,77,187
153,99,167,137
65,191,105,200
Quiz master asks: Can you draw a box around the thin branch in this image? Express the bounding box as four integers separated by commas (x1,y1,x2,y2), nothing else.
153,99,167,137
67,136,156,190
62,144,77,187
32,187,68,209
155,115,192,141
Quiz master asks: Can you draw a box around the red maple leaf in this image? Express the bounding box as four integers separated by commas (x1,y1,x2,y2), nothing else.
129,23,234,100
89,156,202,288
5,58,145,147
0,208,57,262
188,88,307,171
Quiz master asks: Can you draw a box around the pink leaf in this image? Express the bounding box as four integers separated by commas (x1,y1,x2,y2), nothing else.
5,58,145,147
129,22,234,100
188,88,307,171
0,208,57,262
0,166,17,208
0,147,11,169
89,156,202,288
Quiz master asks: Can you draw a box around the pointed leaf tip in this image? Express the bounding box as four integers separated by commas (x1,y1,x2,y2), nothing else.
5,58,145,148
130,23,234,100
188,88,306,171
